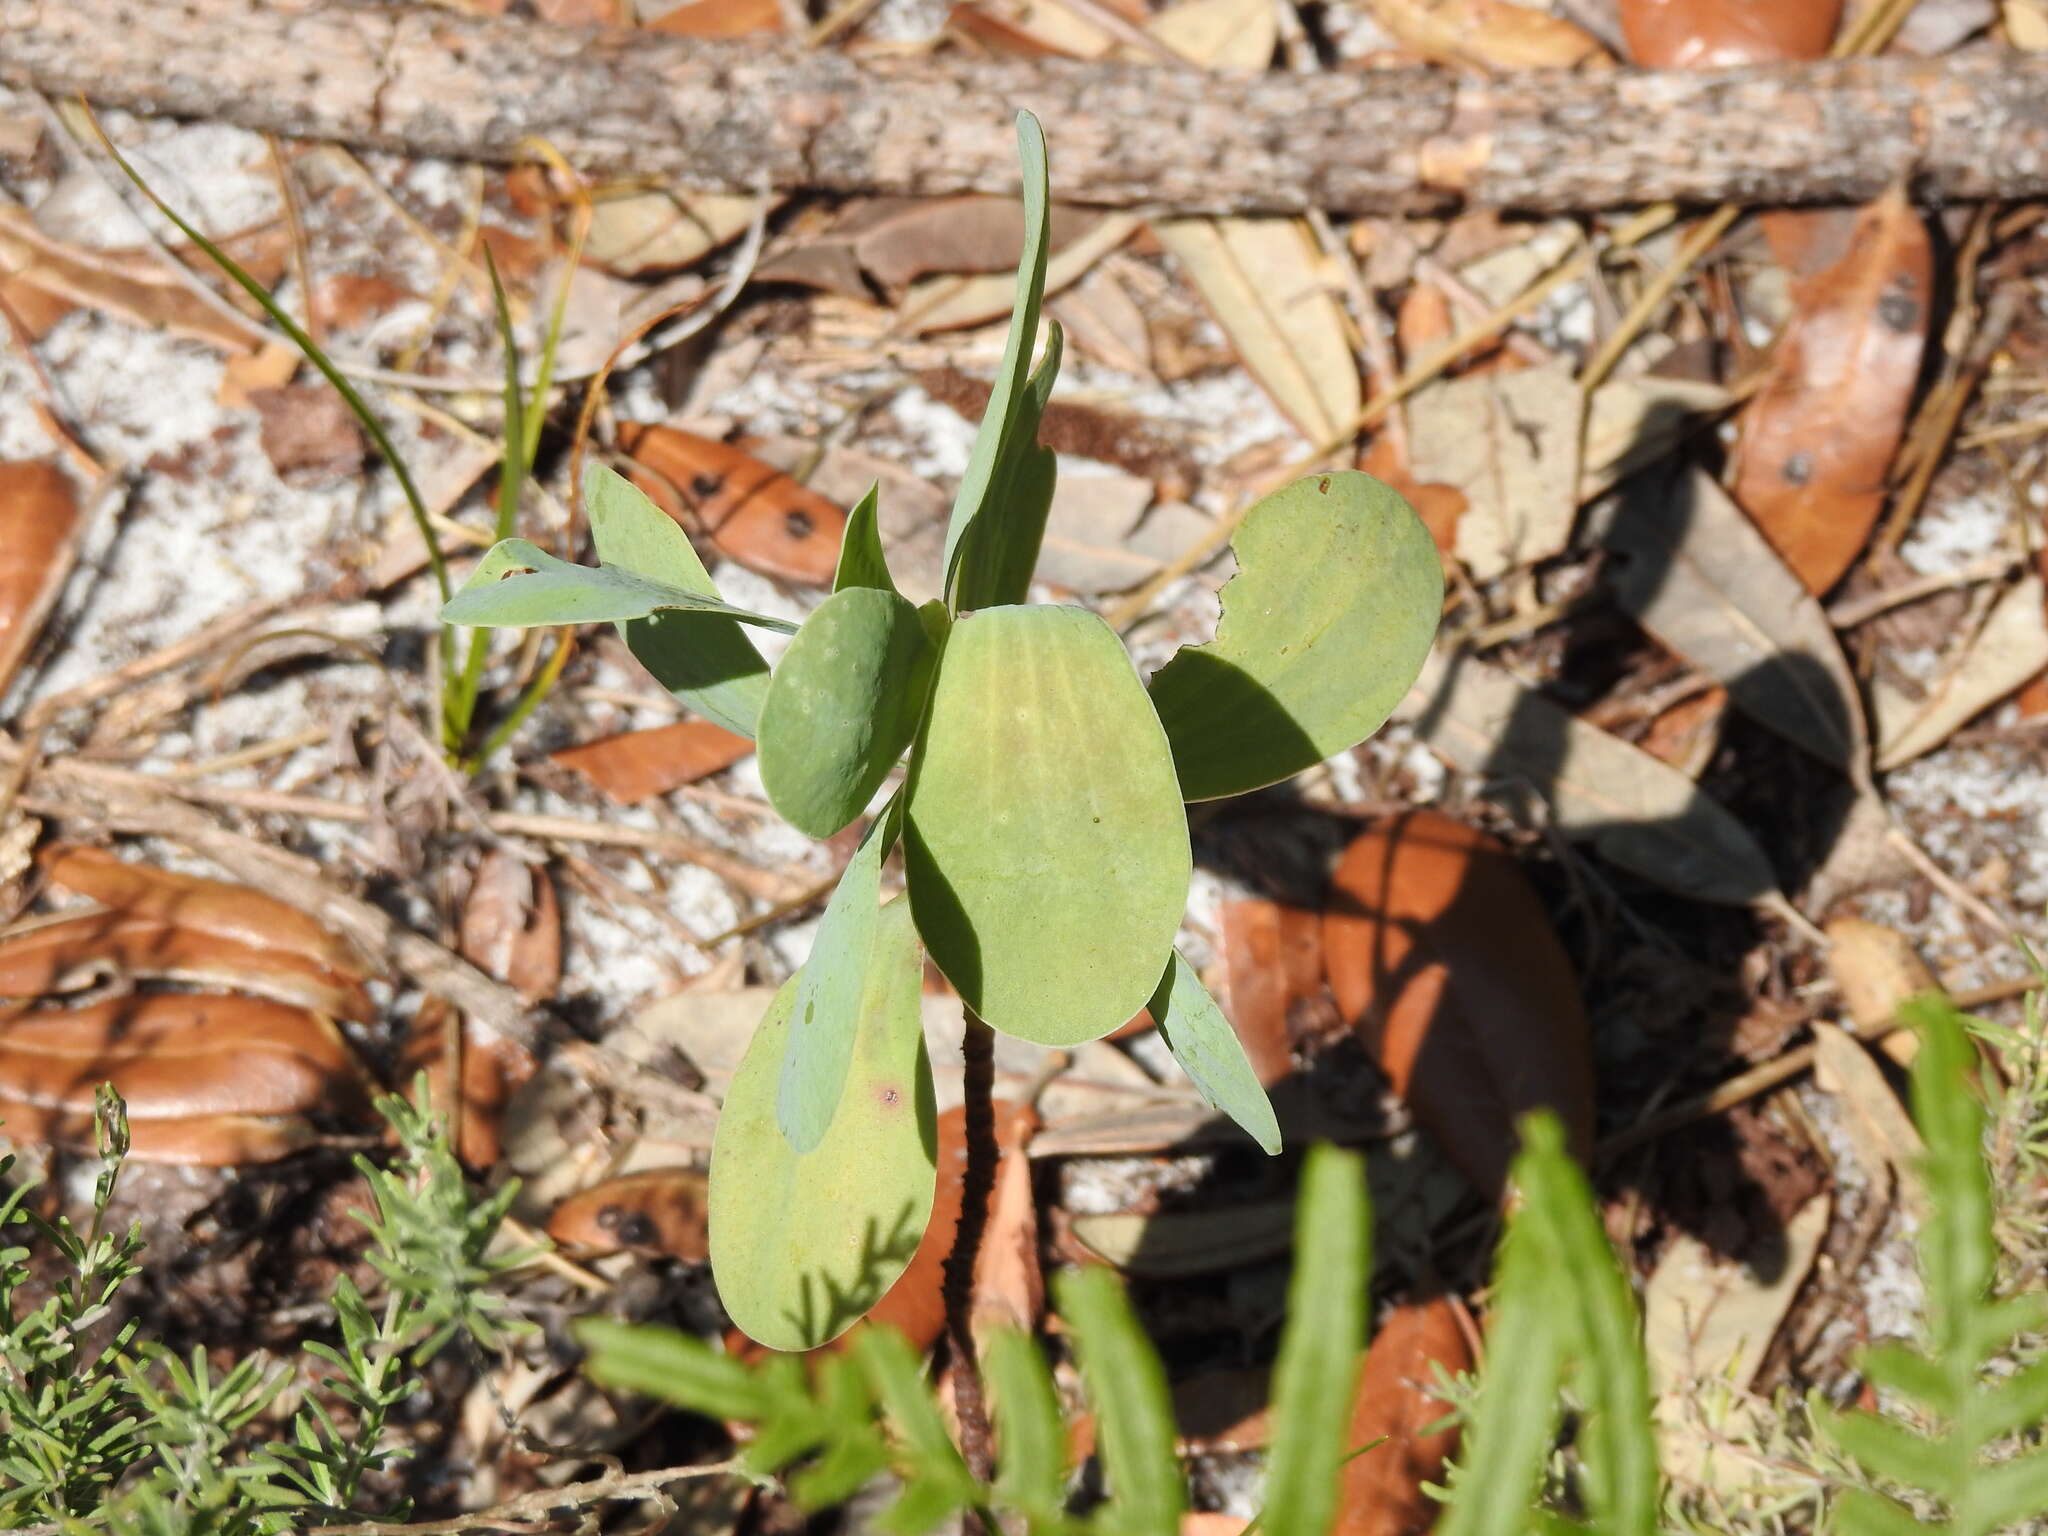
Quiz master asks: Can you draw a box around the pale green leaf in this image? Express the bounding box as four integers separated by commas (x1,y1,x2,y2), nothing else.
834,483,896,594
575,1319,767,1421
441,537,794,632
758,587,935,839
709,901,936,1350
776,797,902,1153
586,462,775,739
1146,952,1279,1154
1055,1266,1183,1536
905,605,1188,1046
1147,471,1442,802
951,326,1064,612
1261,1145,1370,1536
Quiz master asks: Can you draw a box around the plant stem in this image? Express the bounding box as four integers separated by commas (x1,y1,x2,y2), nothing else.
941,1008,998,1497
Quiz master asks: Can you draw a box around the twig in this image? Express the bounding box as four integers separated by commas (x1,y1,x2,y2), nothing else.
305,1459,740,1536
1825,552,2023,629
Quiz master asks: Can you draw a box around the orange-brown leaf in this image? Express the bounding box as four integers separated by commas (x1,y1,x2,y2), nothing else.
551,719,754,805
1335,1297,1472,1536
1731,188,1933,595
0,1094,316,1164
0,461,81,696
39,844,373,983
547,1168,711,1260
1323,811,1593,1199
645,0,783,33
1618,0,1839,66
0,909,373,1021
460,850,562,1005
395,996,536,1170
617,425,845,586
1216,898,1321,1086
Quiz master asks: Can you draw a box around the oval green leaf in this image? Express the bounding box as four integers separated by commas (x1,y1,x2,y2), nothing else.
585,463,775,739
1147,951,1280,1155
757,587,935,840
1147,470,1442,802
904,604,1189,1046
709,900,936,1351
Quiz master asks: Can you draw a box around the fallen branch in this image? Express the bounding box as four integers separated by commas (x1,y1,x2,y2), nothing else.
6,0,2048,214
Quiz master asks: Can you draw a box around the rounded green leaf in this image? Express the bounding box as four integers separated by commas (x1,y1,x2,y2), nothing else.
758,587,935,839
1147,471,1442,802
709,900,935,1352
904,604,1189,1046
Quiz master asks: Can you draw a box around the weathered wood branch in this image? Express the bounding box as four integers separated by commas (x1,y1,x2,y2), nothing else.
5,0,2048,215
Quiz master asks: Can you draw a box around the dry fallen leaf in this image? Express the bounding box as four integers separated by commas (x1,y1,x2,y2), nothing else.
1637,685,1727,778
1337,1296,1472,1536
1400,650,1785,908
1579,372,1731,502
551,719,754,805
1154,217,1361,445
1874,573,2048,768
619,425,847,586
1603,465,1869,773
1323,811,1594,1199
1731,188,1933,596
1407,358,1580,579
1814,1020,1925,1215
581,187,769,278
0,205,258,351
0,993,369,1164
744,435,951,601
1619,0,1842,65
761,198,1106,297
646,0,784,33
249,384,366,485
2010,0,2048,48
1216,898,1321,1087
915,368,1198,495
897,214,1142,334
460,850,562,1007
1372,0,1614,68
0,460,80,696
1824,916,1938,1037
547,1167,710,1260
397,996,537,1171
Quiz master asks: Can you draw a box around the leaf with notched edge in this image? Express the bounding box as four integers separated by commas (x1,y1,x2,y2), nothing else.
1731,187,1933,596
1323,811,1594,1199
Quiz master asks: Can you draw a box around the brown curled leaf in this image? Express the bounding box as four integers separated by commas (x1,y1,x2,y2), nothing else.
395,996,536,1170
1618,0,1840,68
551,719,755,806
1335,1296,1473,1536
1731,187,1933,596
459,850,562,1006
1216,898,1321,1086
0,1094,316,1165
0,461,82,697
0,993,368,1142
39,844,374,983
617,424,846,586
0,908,374,1021
546,1167,710,1260
1323,811,1594,1200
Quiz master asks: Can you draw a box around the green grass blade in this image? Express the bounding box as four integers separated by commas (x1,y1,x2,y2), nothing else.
1055,1266,1182,1536
983,1326,1069,1516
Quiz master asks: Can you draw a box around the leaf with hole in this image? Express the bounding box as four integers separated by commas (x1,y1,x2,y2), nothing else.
1149,471,1442,802
584,463,775,738
905,604,1188,1046
1146,951,1280,1154
757,588,934,839
708,900,936,1351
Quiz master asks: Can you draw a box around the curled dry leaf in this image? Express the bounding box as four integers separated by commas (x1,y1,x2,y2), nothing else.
1371,0,1615,69
1813,1021,1926,1216
617,425,846,587
1323,811,1594,1199
1336,1296,1472,1536
551,718,754,805
0,908,373,1021
460,850,562,1007
1874,574,2048,768
39,843,373,984
1731,188,1933,596
863,1099,1039,1354
1216,898,1321,1087
547,1167,710,1260
1618,0,1842,66
0,460,81,696
0,993,369,1164
396,997,536,1171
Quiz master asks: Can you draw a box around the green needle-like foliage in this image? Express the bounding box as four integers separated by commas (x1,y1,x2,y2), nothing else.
441,111,1444,1347
1821,997,2048,1536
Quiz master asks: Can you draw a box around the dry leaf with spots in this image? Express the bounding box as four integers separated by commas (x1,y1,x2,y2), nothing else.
0,460,80,696
552,719,753,805
1400,650,1785,907
1371,0,1614,69
547,1168,710,1260
1619,0,1841,65
1323,811,1594,1200
1874,573,2048,768
619,425,847,586
1155,218,1360,445
1336,1296,1472,1536
1731,188,1933,596
1407,357,1580,579
1602,465,1868,773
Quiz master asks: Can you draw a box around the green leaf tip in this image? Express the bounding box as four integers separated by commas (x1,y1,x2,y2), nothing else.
1148,951,1280,1154
1149,470,1443,803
